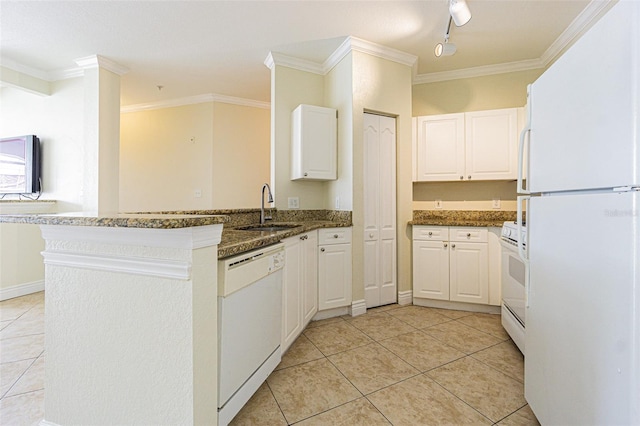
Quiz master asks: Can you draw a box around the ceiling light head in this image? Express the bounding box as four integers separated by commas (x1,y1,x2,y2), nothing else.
434,42,457,57
449,0,472,26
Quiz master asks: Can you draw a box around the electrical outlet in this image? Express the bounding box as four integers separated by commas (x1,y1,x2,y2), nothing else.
194,189,202,198
435,199,443,209
492,198,501,209
288,197,299,209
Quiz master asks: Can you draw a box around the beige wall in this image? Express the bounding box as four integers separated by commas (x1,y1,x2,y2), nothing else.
271,65,326,210
324,53,354,210
212,102,270,208
0,223,45,297
411,69,543,211
412,69,543,116
120,101,270,211
120,103,215,212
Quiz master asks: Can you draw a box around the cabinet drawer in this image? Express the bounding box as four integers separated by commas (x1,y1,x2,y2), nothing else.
412,226,448,241
318,227,352,245
449,227,488,243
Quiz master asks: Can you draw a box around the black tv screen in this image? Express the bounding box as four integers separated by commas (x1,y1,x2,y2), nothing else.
0,135,41,194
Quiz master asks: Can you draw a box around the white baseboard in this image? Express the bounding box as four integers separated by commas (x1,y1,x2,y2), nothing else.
312,306,349,321
349,299,366,317
413,297,501,314
0,280,44,301
397,290,412,305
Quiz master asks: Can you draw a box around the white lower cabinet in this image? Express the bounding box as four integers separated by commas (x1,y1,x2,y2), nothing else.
281,230,317,353
318,228,352,310
413,225,497,306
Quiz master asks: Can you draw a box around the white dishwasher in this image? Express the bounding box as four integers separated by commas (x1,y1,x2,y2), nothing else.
217,243,284,426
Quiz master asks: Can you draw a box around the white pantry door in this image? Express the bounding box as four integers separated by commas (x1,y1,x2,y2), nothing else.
363,113,397,308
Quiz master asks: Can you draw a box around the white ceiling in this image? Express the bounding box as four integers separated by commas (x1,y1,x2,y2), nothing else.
0,0,608,107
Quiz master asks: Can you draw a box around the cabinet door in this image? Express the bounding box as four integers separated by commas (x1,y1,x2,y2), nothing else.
318,243,352,310
415,114,465,181
412,240,449,300
449,241,489,304
302,231,318,325
465,108,518,180
291,105,337,181
282,236,302,353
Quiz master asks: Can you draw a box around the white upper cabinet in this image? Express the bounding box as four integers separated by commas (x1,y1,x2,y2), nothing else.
465,108,518,180
414,108,521,182
415,113,465,181
291,104,337,181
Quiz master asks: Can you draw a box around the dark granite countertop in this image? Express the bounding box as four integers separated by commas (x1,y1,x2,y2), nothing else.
0,212,229,229
218,220,351,259
409,210,517,227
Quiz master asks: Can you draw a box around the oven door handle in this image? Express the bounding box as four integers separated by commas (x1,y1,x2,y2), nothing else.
516,195,529,266
517,195,531,308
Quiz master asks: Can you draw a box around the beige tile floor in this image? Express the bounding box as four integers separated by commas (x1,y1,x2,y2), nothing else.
0,293,539,425
0,292,45,426
232,304,541,426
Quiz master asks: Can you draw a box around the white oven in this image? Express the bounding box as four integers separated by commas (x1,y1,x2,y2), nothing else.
500,221,526,354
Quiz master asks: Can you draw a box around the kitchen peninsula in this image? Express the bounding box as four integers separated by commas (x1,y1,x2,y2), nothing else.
0,212,227,425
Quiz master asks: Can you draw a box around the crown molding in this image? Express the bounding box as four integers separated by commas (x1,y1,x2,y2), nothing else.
48,67,85,81
121,93,270,113
266,35,417,77
0,58,50,80
347,36,418,68
540,0,613,66
413,0,614,85
264,51,325,74
413,58,545,84
74,55,129,75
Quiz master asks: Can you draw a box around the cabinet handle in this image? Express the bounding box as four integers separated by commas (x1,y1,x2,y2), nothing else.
369,233,374,238
468,175,471,180
467,233,471,238
300,235,307,240
460,176,464,180
428,231,433,236
452,243,456,248
444,243,448,248
304,172,308,177
333,234,339,238
321,248,325,252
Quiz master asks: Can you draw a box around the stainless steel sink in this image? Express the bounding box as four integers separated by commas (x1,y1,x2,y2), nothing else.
237,224,300,232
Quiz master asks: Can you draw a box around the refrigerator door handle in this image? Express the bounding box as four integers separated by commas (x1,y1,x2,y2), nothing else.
517,85,532,195
517,125,530,194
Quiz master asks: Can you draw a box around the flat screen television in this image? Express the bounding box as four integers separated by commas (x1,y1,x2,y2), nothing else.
0,135,41,194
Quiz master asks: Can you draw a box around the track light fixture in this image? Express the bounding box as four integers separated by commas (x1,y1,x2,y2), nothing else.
435,17,456,57
449,0,472,27
434,0,471,58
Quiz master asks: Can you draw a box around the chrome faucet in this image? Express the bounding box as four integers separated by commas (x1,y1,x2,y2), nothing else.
260,183,274,224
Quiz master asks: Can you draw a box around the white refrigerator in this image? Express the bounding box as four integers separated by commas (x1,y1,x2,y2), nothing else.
519,1,640,424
